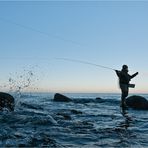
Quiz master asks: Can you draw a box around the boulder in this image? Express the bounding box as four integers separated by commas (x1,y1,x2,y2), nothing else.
0,92,15,111
126,95,148,110
96,97,104,103
53,93,72,102
96,97,102,100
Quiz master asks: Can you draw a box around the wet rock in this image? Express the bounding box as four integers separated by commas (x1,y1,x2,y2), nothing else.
71,109,82,114
96,97,102,100
126,95,148,110
20,102,43,110
56,112,72,120
53,93,72,102
96,97,104,103
0,92,15,111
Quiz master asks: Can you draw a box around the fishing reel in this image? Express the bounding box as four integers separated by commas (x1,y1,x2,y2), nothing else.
128,84,135,88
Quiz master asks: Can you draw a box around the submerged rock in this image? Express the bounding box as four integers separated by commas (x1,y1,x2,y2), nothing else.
56,112,72,120
96,97,102,100
53,93,72,102
96,97,104,103
71,109,82,114
126,95,148,110
0,92,15,111
20,102,43,110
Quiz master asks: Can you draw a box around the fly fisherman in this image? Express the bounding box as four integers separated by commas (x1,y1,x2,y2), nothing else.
115,65,138,108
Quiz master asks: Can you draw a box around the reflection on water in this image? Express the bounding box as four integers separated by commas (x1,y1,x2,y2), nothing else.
120,107,133,129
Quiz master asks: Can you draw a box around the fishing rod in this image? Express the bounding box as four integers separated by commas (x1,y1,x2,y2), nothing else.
0,17,83,46
0,56,116,71
0,17,114,71
56,58,116,71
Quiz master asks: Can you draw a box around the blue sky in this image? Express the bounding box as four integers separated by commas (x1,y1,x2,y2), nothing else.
0,1,148,93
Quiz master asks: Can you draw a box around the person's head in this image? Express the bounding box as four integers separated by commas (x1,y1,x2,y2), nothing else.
122,65,128,72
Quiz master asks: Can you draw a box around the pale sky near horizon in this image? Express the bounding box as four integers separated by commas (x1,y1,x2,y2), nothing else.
0,1,148,93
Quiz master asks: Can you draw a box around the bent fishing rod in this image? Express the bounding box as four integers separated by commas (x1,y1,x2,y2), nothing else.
55,58,116,71
0,56,116,71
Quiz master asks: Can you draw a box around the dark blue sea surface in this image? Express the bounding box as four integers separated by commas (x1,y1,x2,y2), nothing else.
0,93,148,147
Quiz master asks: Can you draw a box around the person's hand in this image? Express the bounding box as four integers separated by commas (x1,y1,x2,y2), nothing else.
115,70,118,73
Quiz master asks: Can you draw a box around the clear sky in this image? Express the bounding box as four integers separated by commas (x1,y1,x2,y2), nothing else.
0,1,148,93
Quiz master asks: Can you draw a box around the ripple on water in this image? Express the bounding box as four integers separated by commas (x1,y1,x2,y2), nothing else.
0,93,148,147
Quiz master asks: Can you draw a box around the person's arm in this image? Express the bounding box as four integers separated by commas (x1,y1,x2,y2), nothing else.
115,70,120,77
130,72,138,79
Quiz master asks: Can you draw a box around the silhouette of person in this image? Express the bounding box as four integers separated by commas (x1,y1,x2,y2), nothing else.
115,65,138,108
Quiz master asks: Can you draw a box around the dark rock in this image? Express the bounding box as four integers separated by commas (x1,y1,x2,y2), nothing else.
0,92,15,111
71,109,82,114
20,102,43,110
126,95,148,110
96,97,104,103
56,112,72,120
96,97,102,100
53,93,72,102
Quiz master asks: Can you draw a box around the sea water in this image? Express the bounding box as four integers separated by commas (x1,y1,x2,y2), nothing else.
0,92,148,147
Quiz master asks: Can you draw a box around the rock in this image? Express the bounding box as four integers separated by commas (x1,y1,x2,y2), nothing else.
53,93,72,102
56,112,72,120
71,109,82,114
126,95,148,110
0,92,15,111
96,97,102,100
20,102,43,110
96,97,104,103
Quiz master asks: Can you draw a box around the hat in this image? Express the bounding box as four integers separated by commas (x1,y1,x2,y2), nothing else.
122,65,128,69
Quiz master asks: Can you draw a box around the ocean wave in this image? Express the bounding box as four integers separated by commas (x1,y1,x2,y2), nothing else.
0,93,147,147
